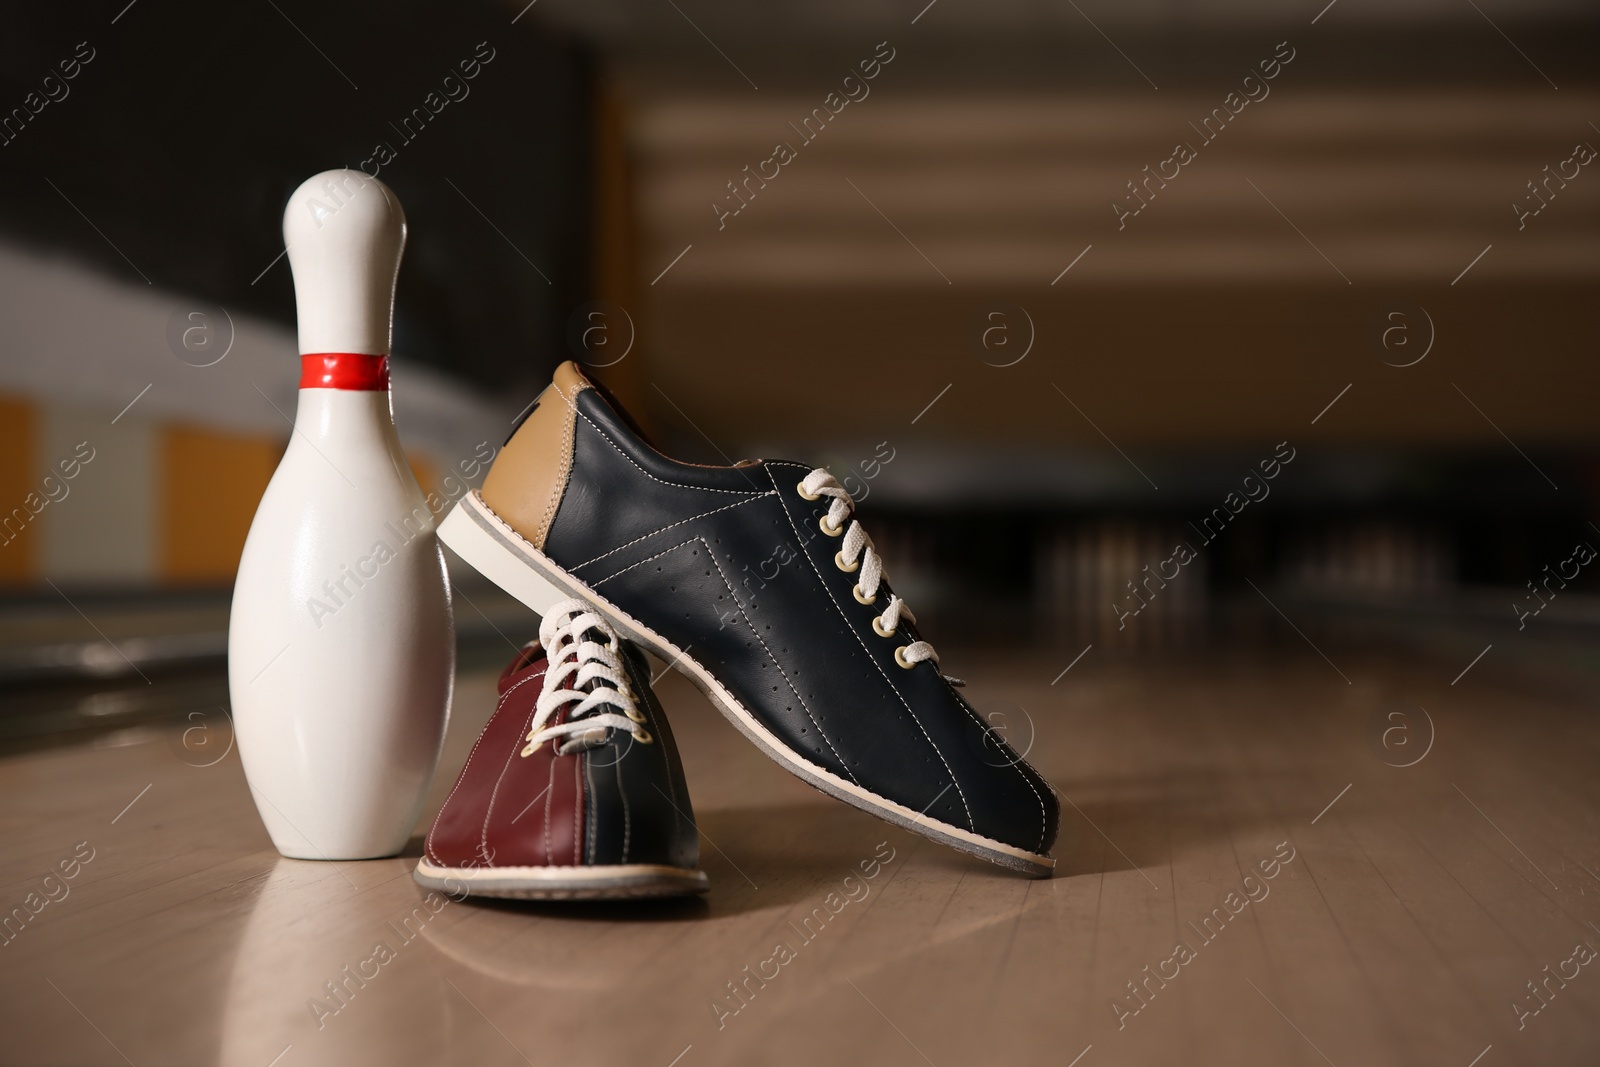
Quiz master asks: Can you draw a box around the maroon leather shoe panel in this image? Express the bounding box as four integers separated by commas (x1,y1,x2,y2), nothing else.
481,713,584,867
419,623,705,901
425,651,584,870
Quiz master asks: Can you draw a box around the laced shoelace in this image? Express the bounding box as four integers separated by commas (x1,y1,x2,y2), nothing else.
520,598,653,757
799,468,959,684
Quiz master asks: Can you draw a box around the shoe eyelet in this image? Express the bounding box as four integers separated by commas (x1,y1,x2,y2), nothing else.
520,739,541,757
633,729,654,745
834,550,859,574
820,516,843,537
796,480,821,501
853,584,877,606
893,646,915,669
624,705,648,724
872,616,895,639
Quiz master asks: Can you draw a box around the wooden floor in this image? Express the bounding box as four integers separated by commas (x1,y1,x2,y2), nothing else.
3,641,1599,1067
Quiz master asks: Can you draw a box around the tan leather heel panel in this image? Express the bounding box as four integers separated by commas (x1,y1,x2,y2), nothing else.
480,362,592,550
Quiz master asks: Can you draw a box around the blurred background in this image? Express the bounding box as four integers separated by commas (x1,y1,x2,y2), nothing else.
1,0,1597,747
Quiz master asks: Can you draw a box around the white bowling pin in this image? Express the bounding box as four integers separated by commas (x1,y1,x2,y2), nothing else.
228,169,454,860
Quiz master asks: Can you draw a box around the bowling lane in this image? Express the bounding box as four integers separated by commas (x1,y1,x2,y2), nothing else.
3,629,1598,1067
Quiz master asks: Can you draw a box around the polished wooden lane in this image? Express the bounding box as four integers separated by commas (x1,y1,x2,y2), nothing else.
2,643,1598,1066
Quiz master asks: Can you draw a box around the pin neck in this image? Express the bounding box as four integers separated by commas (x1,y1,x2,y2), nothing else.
300,353,390,391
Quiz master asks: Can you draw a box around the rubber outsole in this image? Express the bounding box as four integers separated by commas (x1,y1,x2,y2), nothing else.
414,858,709,900
437,491,1055,878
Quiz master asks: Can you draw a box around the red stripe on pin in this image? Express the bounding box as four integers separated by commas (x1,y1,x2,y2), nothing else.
299,353,390,391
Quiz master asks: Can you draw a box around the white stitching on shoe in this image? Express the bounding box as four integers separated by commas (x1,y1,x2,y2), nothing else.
479,670,550,866
772,462,1049,852
562,391,766,497
801,468,936,669
426,664,545,869
543,756,557,863
655,684,684,848
590,537,704,588
573,757,582,866
538,378,582,545
694,535,858,785
570,492,777,571
762,462,977,831
584,754,598,863
469,487,1052,867
595,533,857,785
955,687,1050,853
615,758,631,864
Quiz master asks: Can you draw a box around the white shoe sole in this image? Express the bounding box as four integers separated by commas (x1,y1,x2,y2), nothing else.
438,490,1055,878
414,857,709,900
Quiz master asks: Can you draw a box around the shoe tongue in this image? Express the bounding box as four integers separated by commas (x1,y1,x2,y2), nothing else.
578,625,612,654
569,628,620,703
556,628,626,751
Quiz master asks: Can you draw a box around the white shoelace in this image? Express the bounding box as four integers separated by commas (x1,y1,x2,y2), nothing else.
799,468,952,678
521,598,652,757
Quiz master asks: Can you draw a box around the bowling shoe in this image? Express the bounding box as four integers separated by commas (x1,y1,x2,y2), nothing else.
414,598,708,899
439,362,1059,876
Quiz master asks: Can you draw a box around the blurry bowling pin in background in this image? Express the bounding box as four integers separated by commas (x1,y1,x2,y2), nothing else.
228,170,454,860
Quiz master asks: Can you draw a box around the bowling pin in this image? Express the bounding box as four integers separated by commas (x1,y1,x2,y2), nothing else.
228,169,454,860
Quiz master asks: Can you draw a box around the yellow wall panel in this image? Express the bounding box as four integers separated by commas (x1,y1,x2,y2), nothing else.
0,395,38,585
160,425,284,584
